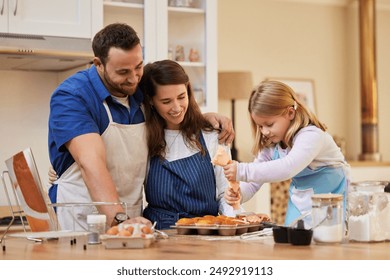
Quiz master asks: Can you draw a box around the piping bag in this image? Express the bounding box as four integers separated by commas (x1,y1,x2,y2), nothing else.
211,145,241,211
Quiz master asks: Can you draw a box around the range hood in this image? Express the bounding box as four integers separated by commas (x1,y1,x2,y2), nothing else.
0,33,93,72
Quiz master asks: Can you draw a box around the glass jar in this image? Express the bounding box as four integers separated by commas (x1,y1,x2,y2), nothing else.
348,181,390,242
311,194,344,244
87,214,107,245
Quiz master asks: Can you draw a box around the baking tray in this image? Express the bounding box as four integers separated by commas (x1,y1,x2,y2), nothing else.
101,234,155,249
171,224,263,236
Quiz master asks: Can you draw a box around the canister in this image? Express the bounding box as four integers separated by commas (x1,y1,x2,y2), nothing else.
348,181,390,242
311,194,344,244
87,214,107,245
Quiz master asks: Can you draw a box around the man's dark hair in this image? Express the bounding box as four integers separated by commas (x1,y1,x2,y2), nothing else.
92,23,141,65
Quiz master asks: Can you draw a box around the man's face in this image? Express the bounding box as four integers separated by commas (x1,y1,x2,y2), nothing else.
96,45,144,97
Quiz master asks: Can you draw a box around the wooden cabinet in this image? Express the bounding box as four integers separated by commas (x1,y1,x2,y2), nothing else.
103,0,217,112
0,0,97,38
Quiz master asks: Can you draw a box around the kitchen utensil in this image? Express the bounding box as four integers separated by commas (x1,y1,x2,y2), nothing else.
311,205,332,230
272,226,289,243
312,193,344,244
239,228,273,239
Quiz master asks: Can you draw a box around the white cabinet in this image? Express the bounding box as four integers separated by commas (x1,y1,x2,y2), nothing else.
103,0,217,112
0,0,9,32
0,0,96,38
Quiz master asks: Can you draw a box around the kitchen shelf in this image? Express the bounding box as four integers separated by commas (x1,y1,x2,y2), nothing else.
168,7,205,14
103,1,144,9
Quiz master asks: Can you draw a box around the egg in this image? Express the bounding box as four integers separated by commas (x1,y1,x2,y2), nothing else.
106,225,119,235
118,229,132,237
141,226,153,234
126,226,134,235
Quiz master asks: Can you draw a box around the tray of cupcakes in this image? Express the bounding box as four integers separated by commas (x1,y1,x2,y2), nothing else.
171,213,271,236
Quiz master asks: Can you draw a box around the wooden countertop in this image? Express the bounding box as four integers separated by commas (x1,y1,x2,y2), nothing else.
1,206,388,260
1,229,388,260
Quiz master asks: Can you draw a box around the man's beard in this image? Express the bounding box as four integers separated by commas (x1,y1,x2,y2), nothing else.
103,70,136,97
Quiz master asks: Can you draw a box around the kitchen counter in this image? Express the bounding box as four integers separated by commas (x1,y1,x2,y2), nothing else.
0,229,388,260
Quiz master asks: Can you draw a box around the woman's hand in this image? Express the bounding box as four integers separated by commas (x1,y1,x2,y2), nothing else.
48,165,58,185
223,161,238,181
203,112,235,145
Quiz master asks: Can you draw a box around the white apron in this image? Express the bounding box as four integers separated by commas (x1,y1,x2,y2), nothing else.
56,101,148,231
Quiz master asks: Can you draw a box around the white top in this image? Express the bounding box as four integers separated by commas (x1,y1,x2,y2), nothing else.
237,126,350,203
162,129,243,216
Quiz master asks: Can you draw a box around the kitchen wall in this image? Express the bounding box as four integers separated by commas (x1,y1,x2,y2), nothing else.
0,62,87,206
0,70,58,205
217,0,390,214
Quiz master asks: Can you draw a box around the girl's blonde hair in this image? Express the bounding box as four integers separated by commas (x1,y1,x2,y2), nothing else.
248,80,326,154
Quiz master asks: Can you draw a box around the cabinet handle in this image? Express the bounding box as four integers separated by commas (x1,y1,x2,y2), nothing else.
1,0,4,15
13,0,18,16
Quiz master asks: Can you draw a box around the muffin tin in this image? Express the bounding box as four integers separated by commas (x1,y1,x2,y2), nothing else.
171,223,264,236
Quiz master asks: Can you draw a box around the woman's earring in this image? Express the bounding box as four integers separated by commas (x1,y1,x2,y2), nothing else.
293,101,298,110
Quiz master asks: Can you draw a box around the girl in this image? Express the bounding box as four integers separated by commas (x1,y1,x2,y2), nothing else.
139,60,240,229
223,80,349,226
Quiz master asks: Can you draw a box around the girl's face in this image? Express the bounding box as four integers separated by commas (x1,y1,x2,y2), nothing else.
251,108,295,145
151,84,188,130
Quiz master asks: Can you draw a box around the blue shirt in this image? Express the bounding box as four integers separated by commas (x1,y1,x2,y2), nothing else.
48,65,145,177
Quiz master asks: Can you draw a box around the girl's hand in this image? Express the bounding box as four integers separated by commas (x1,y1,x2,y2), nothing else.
224,187,241,206
223,161,237,181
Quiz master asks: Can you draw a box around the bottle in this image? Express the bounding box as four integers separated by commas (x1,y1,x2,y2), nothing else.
348,181,390,242
311,194,344,244
87,214,107,245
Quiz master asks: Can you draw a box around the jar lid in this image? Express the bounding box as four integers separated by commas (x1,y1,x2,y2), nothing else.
311,193,343,202
351,180,389,187
87,214,107,224
351,181,388,193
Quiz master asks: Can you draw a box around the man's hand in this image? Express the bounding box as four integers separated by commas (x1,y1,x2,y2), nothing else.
123,216,152,227
203,112,235,145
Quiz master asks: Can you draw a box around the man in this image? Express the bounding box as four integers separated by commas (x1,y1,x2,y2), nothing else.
48,23,234,230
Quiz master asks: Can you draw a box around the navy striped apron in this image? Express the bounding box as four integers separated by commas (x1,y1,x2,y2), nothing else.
143,133,218,229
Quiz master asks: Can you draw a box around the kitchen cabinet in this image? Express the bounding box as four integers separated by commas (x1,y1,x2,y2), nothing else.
103,0,217,112
0,0,99,38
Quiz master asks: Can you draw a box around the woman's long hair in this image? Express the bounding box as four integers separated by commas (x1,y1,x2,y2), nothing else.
248,80,326,155
139,60,215,159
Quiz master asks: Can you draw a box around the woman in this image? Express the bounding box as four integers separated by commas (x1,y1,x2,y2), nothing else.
140,60,240,229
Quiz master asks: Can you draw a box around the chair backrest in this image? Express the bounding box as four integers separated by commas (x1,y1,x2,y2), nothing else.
5,148,58,232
